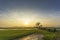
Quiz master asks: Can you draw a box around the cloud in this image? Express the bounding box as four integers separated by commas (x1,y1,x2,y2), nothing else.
0,14,2,16
0,14,3,17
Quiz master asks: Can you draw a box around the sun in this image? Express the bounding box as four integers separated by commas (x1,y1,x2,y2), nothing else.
24,20,29,25
22,18,30,25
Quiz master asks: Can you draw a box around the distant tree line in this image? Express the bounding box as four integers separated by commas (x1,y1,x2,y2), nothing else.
35,22,57,32
40,27,56,32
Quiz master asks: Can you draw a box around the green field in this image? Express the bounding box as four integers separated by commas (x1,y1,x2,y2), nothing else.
0,28,56,40
0,30,35,40
56,28,60,40
56,32,60,40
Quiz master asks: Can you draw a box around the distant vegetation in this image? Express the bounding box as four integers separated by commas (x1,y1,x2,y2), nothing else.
35,22,57,32
0,22,59,40
0,27,56,40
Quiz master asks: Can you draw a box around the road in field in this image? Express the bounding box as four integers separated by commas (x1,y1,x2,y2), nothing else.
14,34,44,40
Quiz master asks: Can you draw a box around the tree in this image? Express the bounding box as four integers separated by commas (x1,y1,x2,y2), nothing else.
35,22,42,28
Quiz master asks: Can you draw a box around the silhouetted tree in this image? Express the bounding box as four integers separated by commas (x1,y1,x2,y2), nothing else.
35,22,42,29
36,22,40,26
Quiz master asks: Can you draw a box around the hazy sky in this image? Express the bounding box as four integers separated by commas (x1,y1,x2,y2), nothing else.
0,0,60,27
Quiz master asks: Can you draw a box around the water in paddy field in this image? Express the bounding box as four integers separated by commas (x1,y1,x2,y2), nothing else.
15,34,44,40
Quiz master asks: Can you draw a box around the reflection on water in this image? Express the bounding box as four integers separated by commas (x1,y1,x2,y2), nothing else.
15,34,44,40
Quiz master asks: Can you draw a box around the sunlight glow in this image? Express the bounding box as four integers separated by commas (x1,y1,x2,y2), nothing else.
23,18,30,25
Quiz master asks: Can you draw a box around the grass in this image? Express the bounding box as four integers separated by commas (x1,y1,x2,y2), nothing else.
0,28,56,40
0,30,35,40
56,32,60,40
34,29,56,40
56,28,60,40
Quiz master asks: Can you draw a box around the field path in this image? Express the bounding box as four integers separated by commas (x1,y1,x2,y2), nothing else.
14,34,44,40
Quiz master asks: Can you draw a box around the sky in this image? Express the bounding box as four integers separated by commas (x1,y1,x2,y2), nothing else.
0,0,60,27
